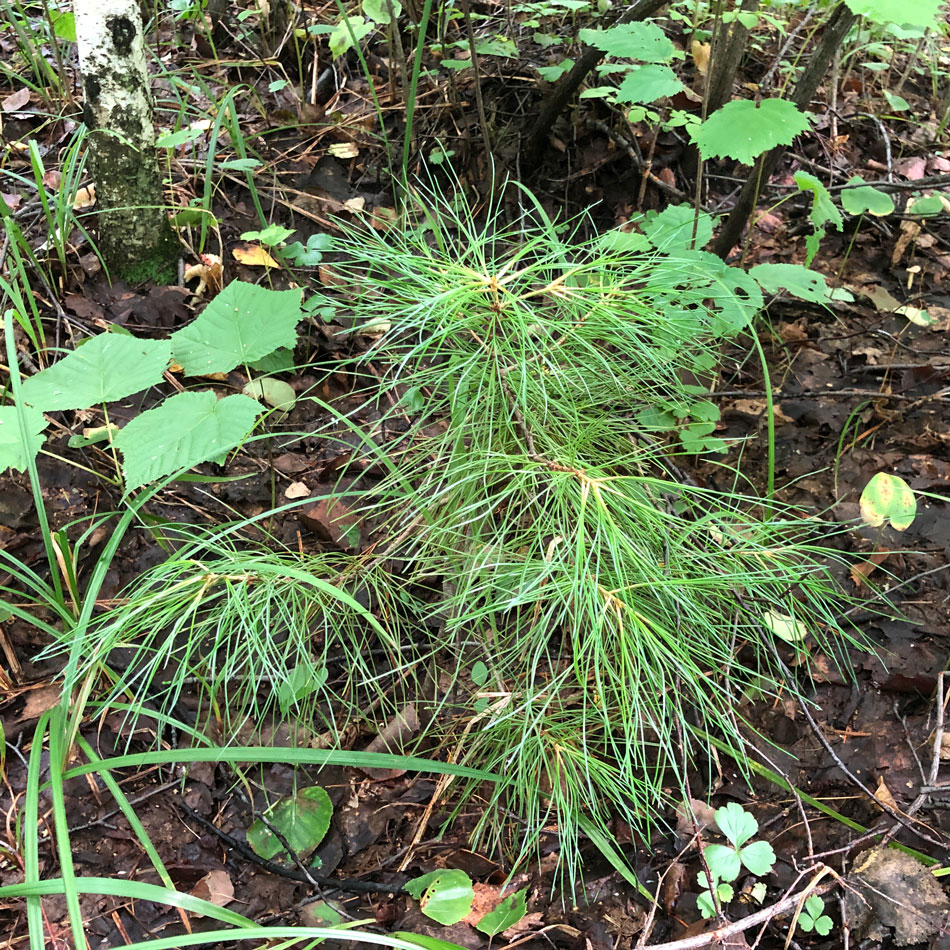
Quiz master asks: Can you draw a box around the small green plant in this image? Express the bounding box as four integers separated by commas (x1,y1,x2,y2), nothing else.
798,895,834,935
3,280,303,490
696,802,776,918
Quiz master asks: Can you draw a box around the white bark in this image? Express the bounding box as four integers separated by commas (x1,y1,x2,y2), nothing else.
73,0,176,280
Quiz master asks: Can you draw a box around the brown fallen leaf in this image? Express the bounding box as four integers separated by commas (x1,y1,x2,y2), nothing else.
190,870,234,913
850,550,891,588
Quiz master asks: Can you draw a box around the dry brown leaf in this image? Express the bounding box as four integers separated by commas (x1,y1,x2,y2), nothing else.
690,40,711,76
190,870,234,913
2,87,31,112
872,776,897,812
850,550,891,588
284,481,310,500
891,220,921,266
72,185,96,210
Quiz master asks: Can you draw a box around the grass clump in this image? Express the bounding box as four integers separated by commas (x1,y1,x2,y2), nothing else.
58,180,861,886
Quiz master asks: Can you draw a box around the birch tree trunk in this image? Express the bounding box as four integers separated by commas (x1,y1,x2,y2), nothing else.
74,0,177,282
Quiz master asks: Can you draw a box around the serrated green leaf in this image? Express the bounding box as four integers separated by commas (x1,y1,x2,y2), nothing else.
0,405,46,472
407,869,474,925
246,786,333,861
615,64,684,103
578,21,675,62
20,335,170,411
716,801,758,849
643,204,713,251
860,472,916,530
50,9,75,41
750,263,835,303
114,391,263,490
704,843,742,882
794,171,843,231
171,282,302,376
476,888,528,936
737,839,775,876
840,176,895,216
690,99,811,165
845,0,941,27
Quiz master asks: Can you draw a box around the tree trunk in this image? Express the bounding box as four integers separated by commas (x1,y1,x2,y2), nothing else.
74,0,177,283
709,3,857,259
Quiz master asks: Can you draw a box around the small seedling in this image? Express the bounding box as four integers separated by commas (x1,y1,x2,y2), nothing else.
696,802,776,918
798,895,833,935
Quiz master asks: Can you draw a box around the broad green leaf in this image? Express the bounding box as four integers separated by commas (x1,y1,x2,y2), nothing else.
840,176,895,216
578,22,676,62
860,472,916,530
244,376,297,411
49,9,76,41
476,888,528,936
715,802,758,849
704,843,741,882
906,194,944,216
762,609,808,643
0,405,46,472
844,0,941,27
329,15,374,58
882,90,910,112
406,869,474,925
276,664,328,712
642,204,713,251
738,839,776,876
690,99,811,165
471,660,489,686
246,786,333,861
171,281,302,376
115,391,263,490
805,895,825,919
615,65,684,103
794,171,842,231
156,127,205,149
597,229,651,253
20,335,170,411
750,263,835,303
363,0,402,23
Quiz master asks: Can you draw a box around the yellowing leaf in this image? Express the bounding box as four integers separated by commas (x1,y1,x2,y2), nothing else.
690,40,710,76
328,142,359,158
72,184,96,210
860,472,916,530
233,244,280,268
762,609,808,643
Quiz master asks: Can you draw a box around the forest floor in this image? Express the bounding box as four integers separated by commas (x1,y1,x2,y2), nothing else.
1,5,950,949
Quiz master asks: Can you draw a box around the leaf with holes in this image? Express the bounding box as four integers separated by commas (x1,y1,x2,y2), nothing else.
20,335,170,411
750,263,836,303
406,870,475,925
171,281,303,376
690,99,811,165
114,390,263,490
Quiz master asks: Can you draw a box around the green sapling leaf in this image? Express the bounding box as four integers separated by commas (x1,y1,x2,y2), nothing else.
704,843,742,882
749,263,835,303
859,472,916,530
800,895,833,935
578,21,676,62
716,802,758,849
115,390,263,490
844,0,941,28
615,65,684,104
0,405,47,473
406,869,475,925
840,177,895,216
20,335,171,411
690,99,811,166
642,205,713,252
737,839,776,876
171,281,303,376
476,888,528,936
246,785,333,861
